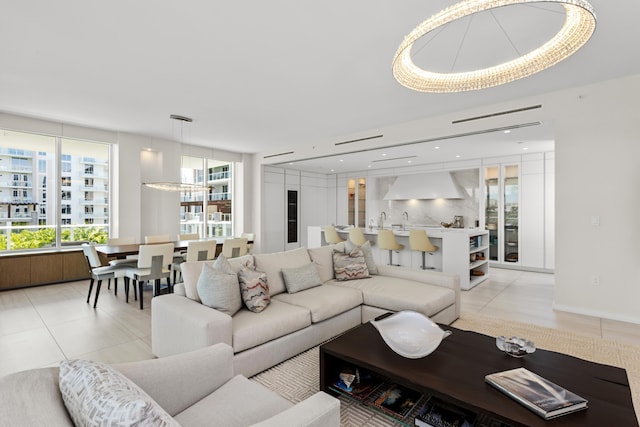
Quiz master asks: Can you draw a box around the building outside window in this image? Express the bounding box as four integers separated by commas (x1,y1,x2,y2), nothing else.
180,155,233,238
0,129,111,251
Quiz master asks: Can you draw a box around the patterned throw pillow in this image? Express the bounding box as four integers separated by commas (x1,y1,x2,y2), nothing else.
281,262,323,293
332,248,370,281
59,359,179,427
345,240,378,275
238,258,270,313
197,259,242,316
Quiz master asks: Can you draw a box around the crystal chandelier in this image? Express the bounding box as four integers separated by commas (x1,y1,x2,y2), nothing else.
143,115,211,192
392,0,597,93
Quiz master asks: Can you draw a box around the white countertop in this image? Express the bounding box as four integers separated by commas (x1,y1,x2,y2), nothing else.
334,226,487,238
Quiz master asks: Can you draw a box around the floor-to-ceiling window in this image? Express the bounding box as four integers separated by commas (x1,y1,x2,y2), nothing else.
0,129,111,251
180,155,234,238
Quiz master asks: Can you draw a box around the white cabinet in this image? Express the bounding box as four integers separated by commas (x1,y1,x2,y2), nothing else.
442,230,490,290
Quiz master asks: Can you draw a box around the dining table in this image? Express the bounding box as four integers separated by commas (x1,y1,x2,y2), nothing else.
94,239,223,261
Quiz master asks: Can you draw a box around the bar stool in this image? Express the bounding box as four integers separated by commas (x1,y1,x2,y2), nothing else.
324,225,345,244
409,229,439,270
348,227,368,246
378,229,404,266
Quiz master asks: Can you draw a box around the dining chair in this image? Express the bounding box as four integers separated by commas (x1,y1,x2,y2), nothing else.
172,239,217,284
221,238,248,258
125,243,175,309
144,234,172,244
82,243,129,308
241,232,255,253
178,233,199,241
106,236,139,268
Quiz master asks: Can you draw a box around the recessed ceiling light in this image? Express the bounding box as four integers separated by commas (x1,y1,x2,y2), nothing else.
381,153,387,157
455,155,461,158
504,130,511,134
330,169,335,172
522,147,529,150
408,160,412,164
367,165,372,168
339,159,344,162
434,146,440,149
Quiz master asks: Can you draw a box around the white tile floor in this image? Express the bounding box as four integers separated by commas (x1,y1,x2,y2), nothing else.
1,267,639,377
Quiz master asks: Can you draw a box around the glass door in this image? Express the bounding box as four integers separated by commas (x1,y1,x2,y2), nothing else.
484,167,499,261
348,177,366,228
504,165,519,263
484,164,519,264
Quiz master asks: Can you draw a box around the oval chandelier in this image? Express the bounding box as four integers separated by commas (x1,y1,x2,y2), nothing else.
392,0,597,93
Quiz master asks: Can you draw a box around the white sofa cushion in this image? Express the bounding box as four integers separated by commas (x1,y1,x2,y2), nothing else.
329,275,455,317
273,284,363,323
232,300,311,352
174,375,292,427
59,359,179,427
307,243,344,283
253,247,312,296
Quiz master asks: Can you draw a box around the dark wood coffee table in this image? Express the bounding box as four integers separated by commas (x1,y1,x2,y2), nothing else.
320,321,638,427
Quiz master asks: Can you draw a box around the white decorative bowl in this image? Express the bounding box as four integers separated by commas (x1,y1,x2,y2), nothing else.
370,311,452,359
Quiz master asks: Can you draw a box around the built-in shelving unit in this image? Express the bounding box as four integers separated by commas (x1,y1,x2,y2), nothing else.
442,230,490,290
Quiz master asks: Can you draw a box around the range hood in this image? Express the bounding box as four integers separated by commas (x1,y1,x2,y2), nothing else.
383,172,466,200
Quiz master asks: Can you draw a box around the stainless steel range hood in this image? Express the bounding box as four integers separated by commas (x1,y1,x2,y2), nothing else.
383,172,467,200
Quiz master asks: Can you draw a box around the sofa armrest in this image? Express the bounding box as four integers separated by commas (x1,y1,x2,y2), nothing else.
115,343,234,417
249,392,340,427
375,265,461,318
151,294,233,358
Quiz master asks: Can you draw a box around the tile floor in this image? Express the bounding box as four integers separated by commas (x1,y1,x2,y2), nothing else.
1,267,639,378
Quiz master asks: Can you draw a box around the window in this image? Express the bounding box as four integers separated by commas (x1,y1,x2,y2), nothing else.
0,129,111,251
180,155,234,238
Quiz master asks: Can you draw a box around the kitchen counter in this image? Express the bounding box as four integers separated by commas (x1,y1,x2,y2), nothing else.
308,226,489,290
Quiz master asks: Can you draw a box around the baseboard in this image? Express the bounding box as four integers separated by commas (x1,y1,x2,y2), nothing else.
553,302,640,326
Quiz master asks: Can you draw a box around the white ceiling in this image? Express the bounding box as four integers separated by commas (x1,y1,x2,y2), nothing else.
1,1,638,169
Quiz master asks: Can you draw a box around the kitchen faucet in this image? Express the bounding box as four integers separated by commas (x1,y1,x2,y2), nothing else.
402,211,408,230
379,211,386,229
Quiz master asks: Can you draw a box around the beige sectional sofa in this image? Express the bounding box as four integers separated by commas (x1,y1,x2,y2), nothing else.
152,245,460,378
0,343,339,427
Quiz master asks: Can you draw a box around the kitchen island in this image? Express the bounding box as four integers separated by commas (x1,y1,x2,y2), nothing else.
308,226,489,290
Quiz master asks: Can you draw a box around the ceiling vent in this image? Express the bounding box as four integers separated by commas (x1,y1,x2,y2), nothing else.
452,105,542,124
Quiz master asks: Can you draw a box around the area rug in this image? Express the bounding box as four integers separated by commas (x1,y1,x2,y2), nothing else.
250,312,640,426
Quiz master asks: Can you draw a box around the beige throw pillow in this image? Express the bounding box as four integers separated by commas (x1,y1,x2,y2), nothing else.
196,257,242,316
59,359,179,427
333,248,370,281
281,262,323,293
238,258,270,312
345,240,378,275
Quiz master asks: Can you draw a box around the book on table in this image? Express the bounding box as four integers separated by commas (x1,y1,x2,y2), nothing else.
485,367,588,420
373,383,422,419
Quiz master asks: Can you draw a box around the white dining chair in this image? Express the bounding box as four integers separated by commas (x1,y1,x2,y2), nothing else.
82,243,129,308
241,232,255,254
221,238,248,258
144,234,172,244
125,243,175,309
178,233,199,241
172,239,217,284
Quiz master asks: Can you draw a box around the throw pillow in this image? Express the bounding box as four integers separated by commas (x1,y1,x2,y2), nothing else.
332,248,370,281
213,253,235,275
281,262,323,293
196,261,242,316
59,359,179,427
345,240,378,275
238,258,270,313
